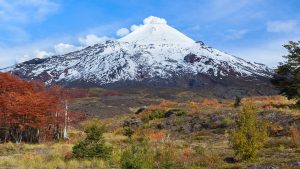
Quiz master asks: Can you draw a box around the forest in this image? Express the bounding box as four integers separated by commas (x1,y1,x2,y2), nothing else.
0,73,85,143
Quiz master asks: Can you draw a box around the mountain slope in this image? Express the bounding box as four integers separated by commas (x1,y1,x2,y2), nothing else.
1,16,273,92
119,18,195,44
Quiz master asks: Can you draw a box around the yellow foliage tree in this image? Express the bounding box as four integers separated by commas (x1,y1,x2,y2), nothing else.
230,106,268,160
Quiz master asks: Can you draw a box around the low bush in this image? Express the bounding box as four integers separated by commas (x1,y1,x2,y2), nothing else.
171,109,187,117
72,125,112,160
80,118,103,130
120,139,154,169
154,144,177,169
221,117,235,128
290,125,300,148
229,106,268,160
149,110,165,120
123,127,135,140
194,145,207,155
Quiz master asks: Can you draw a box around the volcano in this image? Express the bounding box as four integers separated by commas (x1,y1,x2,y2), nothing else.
1,16,273,95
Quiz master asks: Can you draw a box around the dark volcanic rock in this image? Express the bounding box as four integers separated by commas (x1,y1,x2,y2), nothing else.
135,107,147,114
260,110,300,137
160,113,235,134
184,53,202,63
123,118,143,128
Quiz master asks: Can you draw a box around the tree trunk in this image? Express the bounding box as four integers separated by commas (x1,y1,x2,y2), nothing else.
63,100,69,139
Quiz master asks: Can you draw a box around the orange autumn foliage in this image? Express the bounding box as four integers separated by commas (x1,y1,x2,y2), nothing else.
159,100,177,108
181,147,193,163
147,130,167,142
198,98,221,108
0,73,85,143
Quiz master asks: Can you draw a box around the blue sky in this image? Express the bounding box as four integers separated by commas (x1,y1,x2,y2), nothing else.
0,0,300,68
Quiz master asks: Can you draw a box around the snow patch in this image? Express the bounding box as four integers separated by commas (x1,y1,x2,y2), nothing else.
119,16,195,44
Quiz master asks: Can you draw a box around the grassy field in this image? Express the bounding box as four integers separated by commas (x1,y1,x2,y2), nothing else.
1,96,300,169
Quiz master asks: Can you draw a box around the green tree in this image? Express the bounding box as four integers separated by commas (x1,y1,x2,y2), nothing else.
229,106,268,160
72,125,112,159
271,41,300,106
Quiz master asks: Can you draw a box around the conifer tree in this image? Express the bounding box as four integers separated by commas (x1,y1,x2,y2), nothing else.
272,41,300,106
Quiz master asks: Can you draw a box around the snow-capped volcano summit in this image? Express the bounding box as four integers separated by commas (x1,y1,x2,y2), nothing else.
119,16,195,44
1,16,273,92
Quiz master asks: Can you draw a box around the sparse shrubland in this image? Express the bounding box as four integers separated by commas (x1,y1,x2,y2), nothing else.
0,95,300,168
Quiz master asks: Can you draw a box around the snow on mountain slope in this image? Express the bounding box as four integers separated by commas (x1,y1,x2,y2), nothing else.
119,16,195,44
1,16,272,87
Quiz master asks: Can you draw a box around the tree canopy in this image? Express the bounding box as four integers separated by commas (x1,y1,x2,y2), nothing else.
0,73,85,143
271,41,300,106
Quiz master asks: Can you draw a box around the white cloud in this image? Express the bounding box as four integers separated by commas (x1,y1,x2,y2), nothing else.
54,34,112,55
0,37,65,68
130,24,142,32
0,0,59,23
143,16,167,25
15,55,32,63
15,50,52,63
79,34,111,46
119,16,168,35
224,29,249,40
116,28,130,37
0,33,114,68
267,20,299,33
34,50,52,59
54,43,82,55
0,0,60,48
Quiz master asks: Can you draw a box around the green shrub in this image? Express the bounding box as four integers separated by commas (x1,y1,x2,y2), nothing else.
123,127,135,140
120,139,154,169
80,118,103,130
229,106,268,160
72,125,112,160
149,110,165,120
155,144,176,169
174,109,187,116
221,117,235,128
194,145,207,155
